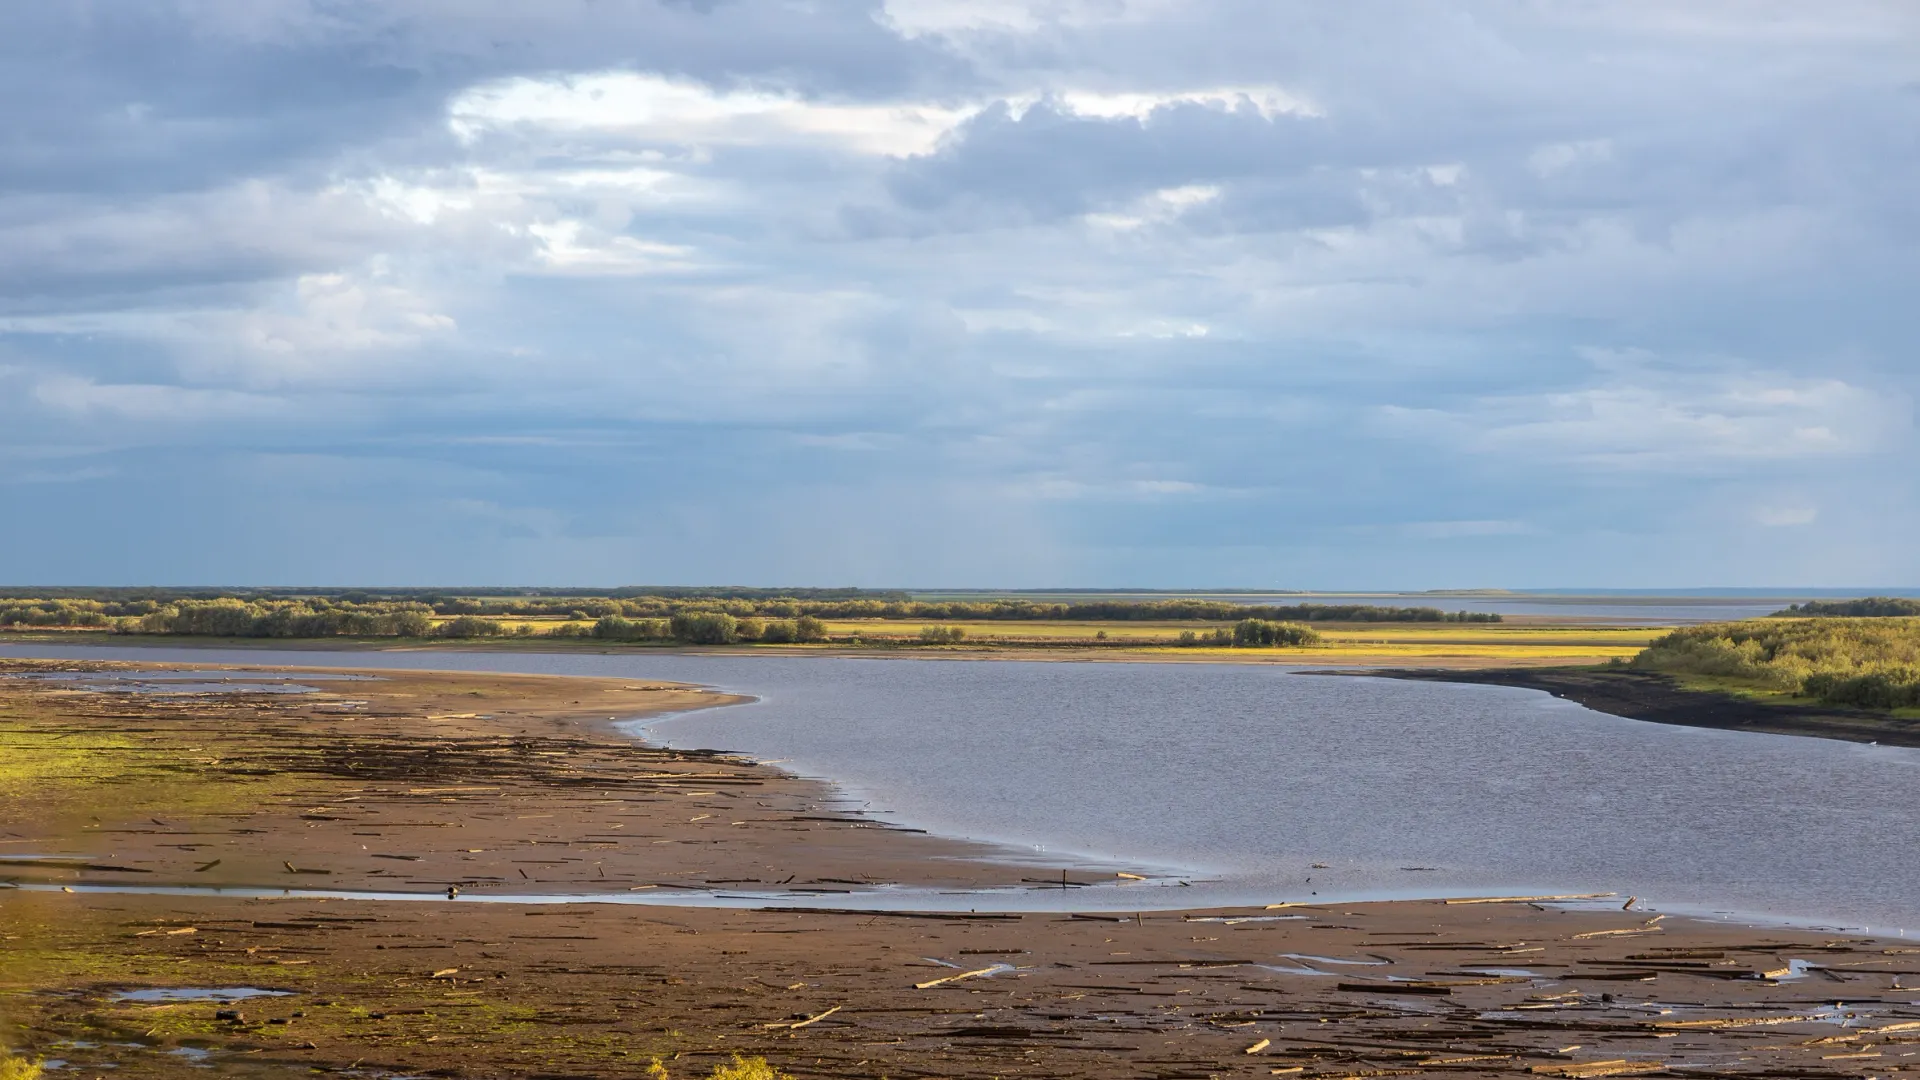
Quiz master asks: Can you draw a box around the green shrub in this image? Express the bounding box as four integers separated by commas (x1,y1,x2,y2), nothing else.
670,611,739,645
1776,597,1920,618
1230,619,1321,647
793,615,828,643
436,615,504,638
592,615,667,641
1802,669,1920,710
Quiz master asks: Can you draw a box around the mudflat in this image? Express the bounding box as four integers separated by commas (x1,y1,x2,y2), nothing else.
5,660,1919,1079
0,659,1040,896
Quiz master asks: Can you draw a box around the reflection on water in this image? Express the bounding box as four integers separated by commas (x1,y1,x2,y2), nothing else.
3,643,1918,930
113,987,293,1002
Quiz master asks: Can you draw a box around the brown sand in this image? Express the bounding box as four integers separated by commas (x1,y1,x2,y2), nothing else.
4,660,1919,1079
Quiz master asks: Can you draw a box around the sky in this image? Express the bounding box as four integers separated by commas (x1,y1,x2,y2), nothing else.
2,1,1916,589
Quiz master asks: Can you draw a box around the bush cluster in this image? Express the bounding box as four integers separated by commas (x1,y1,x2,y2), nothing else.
1631,617,1920,710
1775,597,1920,618
1173,619,1321,648
1801,669,1920,710
128,599,436,638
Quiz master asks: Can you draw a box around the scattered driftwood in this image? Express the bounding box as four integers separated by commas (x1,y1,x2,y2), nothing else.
1656,1014,1830,1030
1445,894,1615,906
915,966,1001,990
764,1004,842,1030
1530,1061,1664,1078
1336,983,1451,996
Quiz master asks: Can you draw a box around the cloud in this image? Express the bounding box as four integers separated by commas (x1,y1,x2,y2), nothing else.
1378,363,1910,472
1402,520,1534,540
449,72,980,158
31,373,286,422
879,0,1173,38
0,1,1915,585
1754,503,1818,528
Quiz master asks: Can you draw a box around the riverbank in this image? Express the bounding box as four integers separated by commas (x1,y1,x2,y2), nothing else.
7,660,1920,1078
0,659,1052,898
1369,666,1920,749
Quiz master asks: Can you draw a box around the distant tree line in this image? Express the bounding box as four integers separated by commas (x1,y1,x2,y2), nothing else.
0,585,907,604
578,613,830,646
1,592,1496,632
1631,617,1920,711
1773,597,1920,618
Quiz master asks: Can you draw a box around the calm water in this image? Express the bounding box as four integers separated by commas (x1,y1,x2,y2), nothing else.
6,644,1918,930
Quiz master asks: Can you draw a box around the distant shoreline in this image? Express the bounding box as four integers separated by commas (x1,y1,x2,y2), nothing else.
1362,666,1920,748
0,629,1639,668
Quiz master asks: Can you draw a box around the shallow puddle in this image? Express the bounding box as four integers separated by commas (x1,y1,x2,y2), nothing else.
112,987,293,1002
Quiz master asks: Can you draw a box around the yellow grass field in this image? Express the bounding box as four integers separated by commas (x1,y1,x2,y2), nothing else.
806,620,1658,665
6,615,1657,668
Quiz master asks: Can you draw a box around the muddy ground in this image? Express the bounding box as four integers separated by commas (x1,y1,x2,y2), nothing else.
1372,668,1920,749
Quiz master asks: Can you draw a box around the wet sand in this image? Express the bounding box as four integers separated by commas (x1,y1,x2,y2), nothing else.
0,659,1050,895
5,659,1920,1078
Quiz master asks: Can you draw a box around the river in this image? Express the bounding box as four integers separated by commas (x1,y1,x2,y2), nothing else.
4,643,1916,931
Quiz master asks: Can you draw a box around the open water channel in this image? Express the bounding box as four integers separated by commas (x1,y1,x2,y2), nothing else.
4,644,1917,932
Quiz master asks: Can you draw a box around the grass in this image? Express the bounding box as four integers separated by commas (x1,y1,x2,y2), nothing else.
801,620,1655,664
650,1057,791,1080
0,707,274,825
0,896,686,1076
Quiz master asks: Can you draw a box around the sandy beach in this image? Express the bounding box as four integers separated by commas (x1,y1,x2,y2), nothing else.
5,659,1919,1078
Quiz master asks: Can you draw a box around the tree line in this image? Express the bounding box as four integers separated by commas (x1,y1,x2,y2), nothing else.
1773,597,1920,618
0,596,1336,650
1,593,1496,627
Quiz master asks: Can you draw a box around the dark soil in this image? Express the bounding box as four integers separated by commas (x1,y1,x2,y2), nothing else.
1369,666,1920,748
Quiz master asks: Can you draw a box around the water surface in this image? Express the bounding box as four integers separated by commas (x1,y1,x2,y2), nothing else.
5,644,1917,930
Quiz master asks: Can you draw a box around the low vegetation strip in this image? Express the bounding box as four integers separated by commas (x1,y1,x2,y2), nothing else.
1772,596,1920,618
0,591,1496,640
1631,617,1920,710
